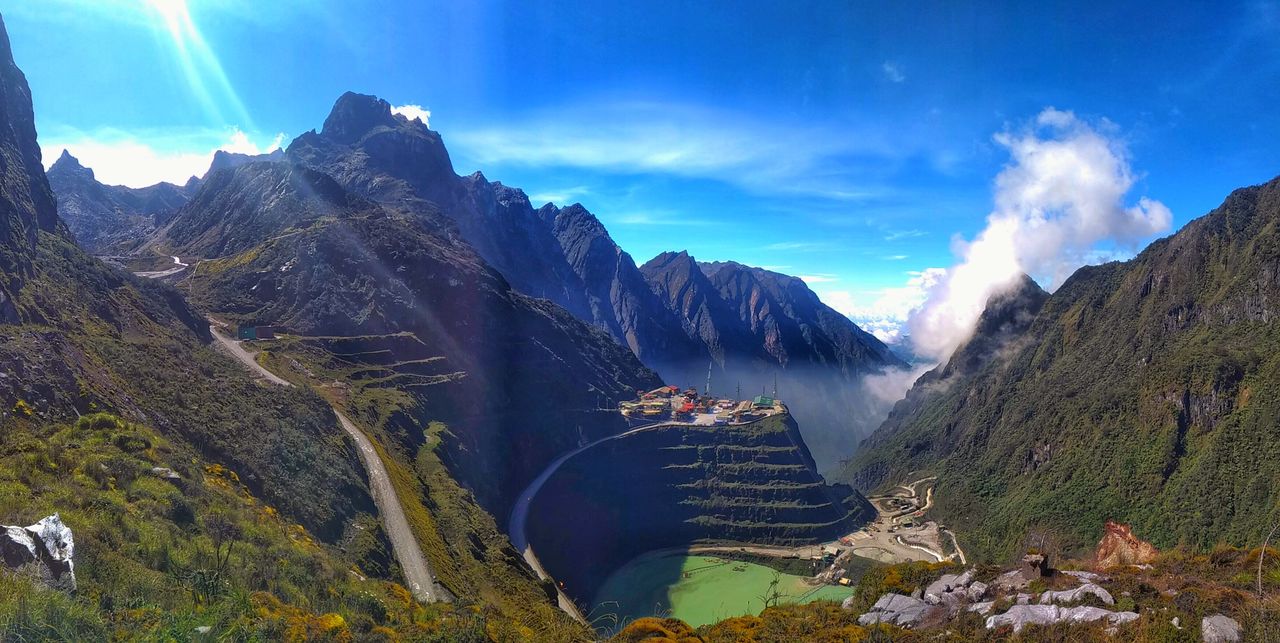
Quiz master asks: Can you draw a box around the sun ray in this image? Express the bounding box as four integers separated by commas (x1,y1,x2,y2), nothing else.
144,0,252,129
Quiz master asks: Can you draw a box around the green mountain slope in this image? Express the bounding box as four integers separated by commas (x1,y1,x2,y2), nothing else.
842,176,1280,561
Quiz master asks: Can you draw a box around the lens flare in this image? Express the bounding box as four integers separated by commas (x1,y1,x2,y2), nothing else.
145,0,252,128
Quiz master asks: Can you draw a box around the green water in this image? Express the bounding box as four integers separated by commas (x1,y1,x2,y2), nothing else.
591,551,854,628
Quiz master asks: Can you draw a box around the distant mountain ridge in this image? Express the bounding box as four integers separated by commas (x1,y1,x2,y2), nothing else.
843,176,1280,560
46,151,196,252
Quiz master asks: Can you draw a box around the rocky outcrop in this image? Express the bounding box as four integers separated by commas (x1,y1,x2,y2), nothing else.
1,515,75,591
856,593,938,627
1201,614,1242,642
853,564,1139,633
986,604,1138,633
1094,521,1159,569
1039,583,1114,606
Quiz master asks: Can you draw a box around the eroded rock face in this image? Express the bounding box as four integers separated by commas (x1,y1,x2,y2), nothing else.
1,514,76,591
1094,521,1158,569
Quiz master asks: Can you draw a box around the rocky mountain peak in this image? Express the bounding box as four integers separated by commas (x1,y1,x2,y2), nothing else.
206,148,284,177
321,91,404,144
49,149,88,175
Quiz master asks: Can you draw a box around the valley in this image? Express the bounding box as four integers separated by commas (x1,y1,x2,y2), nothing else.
3,4,1280,640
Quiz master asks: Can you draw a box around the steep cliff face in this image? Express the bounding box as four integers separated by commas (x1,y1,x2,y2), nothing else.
46,151,193,252
0,16,59,314
845,176,1280,559
540,205,702,372
288,93,609,326
0,15,371,541
165,161,661,515
642,252,908,469
525,412,874,605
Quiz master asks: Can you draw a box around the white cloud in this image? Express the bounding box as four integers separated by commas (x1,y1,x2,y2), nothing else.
882,61,906,83
905,107,1171,361
819,268,946,343
449,101,903,202
41,126,286,188
391,104,431,127
529,185,592,205
798,274,838,284
764,241,832,251
611,211,714,227
884,229,925,241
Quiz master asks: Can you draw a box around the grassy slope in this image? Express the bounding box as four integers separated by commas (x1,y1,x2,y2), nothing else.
255,338,594,641
841,177,1280,562
0,413,491,641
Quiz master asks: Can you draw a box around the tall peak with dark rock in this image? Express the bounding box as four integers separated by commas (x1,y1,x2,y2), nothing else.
50,149,87,174
320,92,404,144
0,14,61,307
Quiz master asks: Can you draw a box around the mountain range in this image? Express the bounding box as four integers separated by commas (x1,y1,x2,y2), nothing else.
842,177,1280,560
51,92,907,470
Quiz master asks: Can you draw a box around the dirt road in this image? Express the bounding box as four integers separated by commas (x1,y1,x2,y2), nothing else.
207,323,445,603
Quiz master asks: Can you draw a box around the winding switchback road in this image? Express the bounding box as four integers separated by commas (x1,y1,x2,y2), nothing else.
206,322,445,603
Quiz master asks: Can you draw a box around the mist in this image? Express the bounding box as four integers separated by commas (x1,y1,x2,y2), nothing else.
908,108,1171,363
848,108,1171,447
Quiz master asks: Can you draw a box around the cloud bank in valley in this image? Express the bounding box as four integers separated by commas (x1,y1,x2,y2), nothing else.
906,108,1171,362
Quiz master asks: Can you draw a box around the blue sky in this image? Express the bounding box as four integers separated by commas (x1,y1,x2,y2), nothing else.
4,1,1280,338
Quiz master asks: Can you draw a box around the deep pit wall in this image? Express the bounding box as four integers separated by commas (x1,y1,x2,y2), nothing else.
524,412,874,607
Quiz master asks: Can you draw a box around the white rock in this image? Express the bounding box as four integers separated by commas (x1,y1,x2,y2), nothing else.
986,604,1138,633
1038,582,1114,606
0,514,75,591
857,593,935,628
1201,614,1242,643
1061,570,1107,582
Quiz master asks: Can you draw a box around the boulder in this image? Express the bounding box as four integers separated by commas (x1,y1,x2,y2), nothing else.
923,569,973,604
1093,521,1158,569
1,515,76,591
1201,614,1242,643
857,593,936,628
986,604,1139,633
1038,582,1114,606
1021,553,1049,581
150,467,181,481
966,580,988,601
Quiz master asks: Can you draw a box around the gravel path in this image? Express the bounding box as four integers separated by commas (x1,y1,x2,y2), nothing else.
208,322,444,602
